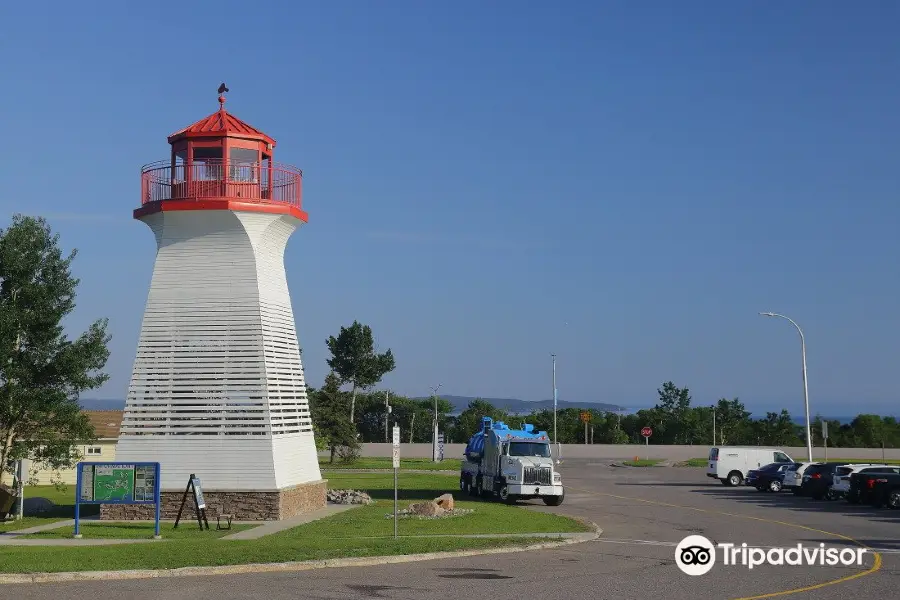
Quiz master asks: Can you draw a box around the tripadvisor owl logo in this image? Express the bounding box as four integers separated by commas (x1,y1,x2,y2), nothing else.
675,535,716,576
675,534,868,575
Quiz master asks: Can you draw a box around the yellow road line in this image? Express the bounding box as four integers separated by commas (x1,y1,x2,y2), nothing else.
566,486,884,600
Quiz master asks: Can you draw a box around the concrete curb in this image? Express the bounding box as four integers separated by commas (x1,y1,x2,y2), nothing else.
0,524,601,585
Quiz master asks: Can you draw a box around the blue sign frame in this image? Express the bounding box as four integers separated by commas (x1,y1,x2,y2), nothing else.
74,461,161,538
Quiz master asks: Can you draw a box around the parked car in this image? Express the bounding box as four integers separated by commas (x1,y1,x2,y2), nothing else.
867,472,900,508
831,464,897,498
848,469,900,505
707,446,794,487
746,462,793,492
800,462,849,500
782,462,815,495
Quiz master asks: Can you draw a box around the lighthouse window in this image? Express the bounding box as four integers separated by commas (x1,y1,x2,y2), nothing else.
229,147,259,182
193,147,223,180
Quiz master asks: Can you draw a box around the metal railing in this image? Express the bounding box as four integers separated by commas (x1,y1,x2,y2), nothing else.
140,159,303,208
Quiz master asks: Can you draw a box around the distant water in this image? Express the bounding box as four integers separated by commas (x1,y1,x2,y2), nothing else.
79,399,891,425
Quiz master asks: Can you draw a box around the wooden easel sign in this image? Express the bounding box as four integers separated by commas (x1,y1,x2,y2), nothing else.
173,473,209,530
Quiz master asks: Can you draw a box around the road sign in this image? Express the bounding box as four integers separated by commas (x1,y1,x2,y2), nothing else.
641,427,653,437
580,411,591,423
821,421,828,439
391,424,400,539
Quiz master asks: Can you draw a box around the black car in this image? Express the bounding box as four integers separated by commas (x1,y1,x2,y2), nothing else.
746,462,793,492
800,462,849,500
849,470,900,506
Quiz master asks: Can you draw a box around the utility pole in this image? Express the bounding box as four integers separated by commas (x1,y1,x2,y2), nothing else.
430,384,442,462
551,353,558,447
384,390,390,443
712,405,716,446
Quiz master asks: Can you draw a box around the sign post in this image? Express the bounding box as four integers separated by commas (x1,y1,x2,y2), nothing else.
392,423,400,539
580,411,591,444
75,462,161,539
174,474,209,530
15,459,25,521
641,427,653,460
822,421,829,461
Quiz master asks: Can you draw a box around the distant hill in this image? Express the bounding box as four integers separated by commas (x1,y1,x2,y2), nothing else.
79,398,126,411
413,395,628,416
77,397,883,425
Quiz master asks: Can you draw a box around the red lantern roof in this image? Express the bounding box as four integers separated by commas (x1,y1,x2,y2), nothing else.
167,95,276,146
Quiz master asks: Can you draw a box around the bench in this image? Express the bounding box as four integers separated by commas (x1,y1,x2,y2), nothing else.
216,513,234,530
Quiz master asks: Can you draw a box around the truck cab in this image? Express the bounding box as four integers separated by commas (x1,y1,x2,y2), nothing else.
460,417,564,506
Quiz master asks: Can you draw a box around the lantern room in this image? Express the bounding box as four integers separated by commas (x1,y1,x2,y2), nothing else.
137,87,306,222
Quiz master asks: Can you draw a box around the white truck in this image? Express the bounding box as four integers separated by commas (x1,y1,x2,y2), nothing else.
459,417,564,505
706,446,794,486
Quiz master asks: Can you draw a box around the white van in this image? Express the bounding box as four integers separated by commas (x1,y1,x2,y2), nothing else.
706,446,794,486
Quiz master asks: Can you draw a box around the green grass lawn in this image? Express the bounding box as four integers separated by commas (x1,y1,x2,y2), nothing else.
0,484,97,531
0,536,552,574
622,459,662,467
0,517,68,532
0,472,586,574
675,458,709,467
320,457,462,471
824,457,900,465
23,522,257,540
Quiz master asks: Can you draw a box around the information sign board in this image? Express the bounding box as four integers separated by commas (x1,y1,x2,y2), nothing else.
75,462,161,538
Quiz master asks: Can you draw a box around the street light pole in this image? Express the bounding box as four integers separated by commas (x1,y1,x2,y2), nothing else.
759,312,813,462
430,384,442,462
551,353,559,462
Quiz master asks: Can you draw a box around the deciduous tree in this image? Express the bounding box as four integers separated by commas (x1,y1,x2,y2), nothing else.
0,215,110,485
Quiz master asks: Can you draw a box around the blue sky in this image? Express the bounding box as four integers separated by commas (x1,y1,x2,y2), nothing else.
1,1,898,416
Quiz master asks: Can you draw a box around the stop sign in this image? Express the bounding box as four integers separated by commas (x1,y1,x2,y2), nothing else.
641,427,652,437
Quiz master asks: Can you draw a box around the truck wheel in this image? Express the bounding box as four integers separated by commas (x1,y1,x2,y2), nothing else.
727,472,743,487
498,485,516,504
543,492,564,506
888,491,900,509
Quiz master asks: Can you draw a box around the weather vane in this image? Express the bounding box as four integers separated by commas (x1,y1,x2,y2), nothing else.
217,82,229,109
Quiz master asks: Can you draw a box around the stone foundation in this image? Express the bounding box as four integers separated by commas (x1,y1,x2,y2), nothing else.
100,480,327,521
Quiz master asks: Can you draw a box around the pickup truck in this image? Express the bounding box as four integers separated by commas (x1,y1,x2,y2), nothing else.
848,471,900,507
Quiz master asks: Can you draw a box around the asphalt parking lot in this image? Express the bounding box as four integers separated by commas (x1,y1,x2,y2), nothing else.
8,460,899,600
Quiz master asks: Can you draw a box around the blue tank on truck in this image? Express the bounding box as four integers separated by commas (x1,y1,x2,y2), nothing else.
459,416,564,505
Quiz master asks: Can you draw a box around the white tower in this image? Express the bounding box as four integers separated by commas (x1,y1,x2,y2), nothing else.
111,88,324,520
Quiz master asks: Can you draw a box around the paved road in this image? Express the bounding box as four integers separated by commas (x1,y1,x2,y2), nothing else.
9,461,899,599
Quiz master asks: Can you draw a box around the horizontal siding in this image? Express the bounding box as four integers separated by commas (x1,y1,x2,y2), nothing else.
118,209,321,491
28,442,117,486
272,433,322,487
114,437,283,489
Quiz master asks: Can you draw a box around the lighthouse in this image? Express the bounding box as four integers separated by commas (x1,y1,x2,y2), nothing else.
109,87,325,521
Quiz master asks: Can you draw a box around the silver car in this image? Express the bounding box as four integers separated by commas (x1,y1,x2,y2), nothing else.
783,462,816,494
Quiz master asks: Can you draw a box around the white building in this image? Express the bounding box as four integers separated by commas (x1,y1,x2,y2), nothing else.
112,89,324,520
